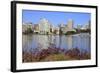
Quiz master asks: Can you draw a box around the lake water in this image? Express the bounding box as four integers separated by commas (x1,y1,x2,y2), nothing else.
22,33,91,53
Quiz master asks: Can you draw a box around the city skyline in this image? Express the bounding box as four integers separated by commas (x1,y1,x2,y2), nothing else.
22,10,91,27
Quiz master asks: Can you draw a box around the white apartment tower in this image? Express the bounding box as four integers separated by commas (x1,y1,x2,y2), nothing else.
67,19,73,31
39,18,51,34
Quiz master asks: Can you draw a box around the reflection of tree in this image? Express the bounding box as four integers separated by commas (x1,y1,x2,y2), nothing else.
58,35,73,50
48,35,55,48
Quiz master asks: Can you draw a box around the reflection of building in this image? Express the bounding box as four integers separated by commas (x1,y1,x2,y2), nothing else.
38,35,49,49
39,18,51,34
67,35,73,49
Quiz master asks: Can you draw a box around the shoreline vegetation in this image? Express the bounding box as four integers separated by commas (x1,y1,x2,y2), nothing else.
22,27,91,35
23,47,90,63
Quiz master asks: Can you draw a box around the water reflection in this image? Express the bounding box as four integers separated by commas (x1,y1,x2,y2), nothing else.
22,33,90,52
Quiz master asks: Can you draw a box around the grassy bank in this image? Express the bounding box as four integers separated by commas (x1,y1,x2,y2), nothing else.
22,48,90,63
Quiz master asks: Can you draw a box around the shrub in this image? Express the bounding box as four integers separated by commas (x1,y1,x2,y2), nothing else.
22,48,91,62
65,31,76,35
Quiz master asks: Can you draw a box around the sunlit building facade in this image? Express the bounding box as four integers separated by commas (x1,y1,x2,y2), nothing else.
60,19,75,34
39,18,51,34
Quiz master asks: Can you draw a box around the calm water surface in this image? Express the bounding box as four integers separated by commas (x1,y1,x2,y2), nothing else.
22,33,91,52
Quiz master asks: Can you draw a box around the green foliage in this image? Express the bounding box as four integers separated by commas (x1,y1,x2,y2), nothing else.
75,29,91,33
27,27,33,33
80,29,91,33
65,31,76,35
23,27,33,34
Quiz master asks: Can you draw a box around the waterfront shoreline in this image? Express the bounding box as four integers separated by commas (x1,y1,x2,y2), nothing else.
22,32,90,35
22,48,91,63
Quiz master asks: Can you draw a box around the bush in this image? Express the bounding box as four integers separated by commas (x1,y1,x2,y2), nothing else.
27,28,33,33
65,31,76,35
23,27,33,34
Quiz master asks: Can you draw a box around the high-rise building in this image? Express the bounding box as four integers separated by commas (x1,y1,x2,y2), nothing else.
61,19,74,34
67,19,73,31
85,20,91,29
39,18,51,34
81,20,91,30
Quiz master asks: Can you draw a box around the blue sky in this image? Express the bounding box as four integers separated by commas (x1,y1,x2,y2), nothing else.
22,10,91,27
